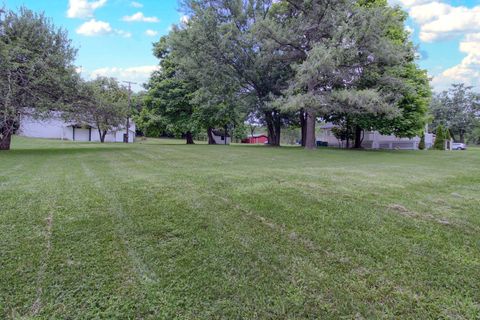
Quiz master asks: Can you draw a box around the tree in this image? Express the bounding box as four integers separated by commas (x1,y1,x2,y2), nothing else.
433,124,445,150
145,36,199,144
261,0,416,149
134,107,168,138
67,78,129,143
467,123,480,145
0,6,77,150
430,84,480,142
176,0,293,146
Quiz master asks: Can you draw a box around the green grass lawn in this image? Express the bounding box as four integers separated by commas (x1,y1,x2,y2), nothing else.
1,136,479,319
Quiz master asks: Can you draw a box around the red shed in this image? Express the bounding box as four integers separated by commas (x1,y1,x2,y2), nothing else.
242,134,269,144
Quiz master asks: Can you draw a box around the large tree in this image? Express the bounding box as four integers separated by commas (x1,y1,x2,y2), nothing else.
348,1,431,148
176,0,293,146
261,0,424,149
430,84,480,143
0,6,78,150
145,36,199,144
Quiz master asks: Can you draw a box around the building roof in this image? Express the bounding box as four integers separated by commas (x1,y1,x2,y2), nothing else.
320,123,337,129
212,129,230,137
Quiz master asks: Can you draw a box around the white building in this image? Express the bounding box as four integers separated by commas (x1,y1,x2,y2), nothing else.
317,123,433,150
211,130,231,145
18,113,136,143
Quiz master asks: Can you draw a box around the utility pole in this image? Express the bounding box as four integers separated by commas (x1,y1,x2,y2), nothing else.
123,81,137,143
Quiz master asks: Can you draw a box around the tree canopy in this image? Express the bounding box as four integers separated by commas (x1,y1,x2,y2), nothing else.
0,6,78,150
429,84,480,143
146,0,431,149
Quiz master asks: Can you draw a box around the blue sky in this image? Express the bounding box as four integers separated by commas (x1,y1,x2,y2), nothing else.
4,0,480,92
5,0,184,91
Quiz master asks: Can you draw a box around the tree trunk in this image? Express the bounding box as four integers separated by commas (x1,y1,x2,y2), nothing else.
459,132,465,143
300,109,306,147
0,126,13,151
450,132,457,142
98,129,107,143
265,110,281,146
304,108,316,150
207,127,216,144
185,131,194,144
354,125,363,149
224,125,228,145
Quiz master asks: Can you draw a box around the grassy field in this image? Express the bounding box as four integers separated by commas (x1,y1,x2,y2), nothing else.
1,136,479,319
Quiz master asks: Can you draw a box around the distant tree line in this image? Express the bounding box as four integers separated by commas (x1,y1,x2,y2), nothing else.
429,84,480,145
140,0,431,148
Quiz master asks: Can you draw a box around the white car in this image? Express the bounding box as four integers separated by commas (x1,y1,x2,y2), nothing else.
452,142,467,150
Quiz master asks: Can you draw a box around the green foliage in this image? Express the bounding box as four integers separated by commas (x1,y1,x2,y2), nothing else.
0,6,78,149
332,126,354,143
232,123,248,141
67,77,129,142
467,124,480,145
172,0,293,145
430,84,479,142
418,132,426,150
352,3,430,139
133,108,167,137
445,127,451,141
433,124,446,150
145,36,199,141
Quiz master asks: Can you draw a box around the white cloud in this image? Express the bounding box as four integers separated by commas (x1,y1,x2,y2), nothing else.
403,2,480,42
89,65,159,91
145,29,158,37
76,19,131,37
432,33,480,90
390,0,480,44
399,1,480,90
76,19,112,36
122,12,160,23
117,30,133,38
388,0,436,9
131,1,143,8
67,0,107,19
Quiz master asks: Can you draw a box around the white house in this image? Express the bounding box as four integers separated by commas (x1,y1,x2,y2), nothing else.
317,123,433,150
211,129,231,145
18,113,136,143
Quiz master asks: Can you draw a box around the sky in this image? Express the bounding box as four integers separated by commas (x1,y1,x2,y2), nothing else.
3,0,480,92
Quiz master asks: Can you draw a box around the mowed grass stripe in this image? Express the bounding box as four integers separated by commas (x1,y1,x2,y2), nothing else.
36,151,155,319
94,143,480,318
0,154,62,318
81,148,350,318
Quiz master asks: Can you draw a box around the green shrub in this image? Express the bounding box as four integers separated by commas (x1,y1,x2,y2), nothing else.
433,125,445,150
418,133,425,150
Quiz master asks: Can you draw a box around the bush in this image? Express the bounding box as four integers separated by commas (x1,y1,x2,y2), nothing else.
433,125,445,150
418,133,425,150
467,125,480,145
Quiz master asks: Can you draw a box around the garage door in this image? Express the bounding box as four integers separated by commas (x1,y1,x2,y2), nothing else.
74,128,90,141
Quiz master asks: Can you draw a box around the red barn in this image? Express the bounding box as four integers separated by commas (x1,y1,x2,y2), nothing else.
242,134,269,144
